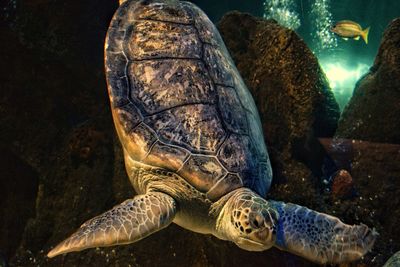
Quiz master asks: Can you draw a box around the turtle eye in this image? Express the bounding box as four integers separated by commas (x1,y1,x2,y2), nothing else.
249,213,264,229
258,209,277,230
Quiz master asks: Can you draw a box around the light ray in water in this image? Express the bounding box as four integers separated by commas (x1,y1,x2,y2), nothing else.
320,59,369,94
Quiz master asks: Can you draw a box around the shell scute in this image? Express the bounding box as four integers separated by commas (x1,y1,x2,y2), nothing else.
181,2,223,45
134,0,193,24
129,59,215,115
115,103,142,134
203,44,235,86
126,123,158,161
206,174,243,201
106,28,125,53
216,85,248,135
144,141,190,172
144,104,226,154
106,76,130,108
246,111,268,160
106,52,127,78
105,51,129,107
128,20,201,60
218,134,258,176
177,155,227,192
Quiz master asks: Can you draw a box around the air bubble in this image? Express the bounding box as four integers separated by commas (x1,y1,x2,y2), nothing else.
263,0,300,30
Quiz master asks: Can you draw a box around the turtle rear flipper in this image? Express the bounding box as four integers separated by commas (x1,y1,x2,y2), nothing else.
47,192,176,258
271,201,378,264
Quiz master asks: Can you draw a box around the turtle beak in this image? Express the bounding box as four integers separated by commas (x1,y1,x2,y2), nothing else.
236,237,266,251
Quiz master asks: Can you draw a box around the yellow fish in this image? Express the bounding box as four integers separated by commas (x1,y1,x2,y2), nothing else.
330,20,370,44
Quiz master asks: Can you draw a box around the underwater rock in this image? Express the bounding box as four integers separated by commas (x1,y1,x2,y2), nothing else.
218,12,340,185
318,138,357,199
68,125,109,163
336,18,400,144
319,138,354,172
330,169,355,200
218,11,340,141
321,139,400,266
0,147,38,262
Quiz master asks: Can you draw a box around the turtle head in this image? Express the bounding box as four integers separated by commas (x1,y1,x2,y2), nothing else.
215,189,278,251
216,189,377,264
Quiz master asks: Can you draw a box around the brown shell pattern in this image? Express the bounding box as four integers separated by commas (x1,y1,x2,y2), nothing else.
105,0,272,199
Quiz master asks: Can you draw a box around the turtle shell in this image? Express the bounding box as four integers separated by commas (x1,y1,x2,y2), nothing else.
105,0,272,200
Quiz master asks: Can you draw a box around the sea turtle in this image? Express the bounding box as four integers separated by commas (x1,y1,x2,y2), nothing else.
383,251,400,267
47,0,377,264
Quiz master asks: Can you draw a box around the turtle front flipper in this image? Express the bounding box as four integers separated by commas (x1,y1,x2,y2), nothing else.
271,201,378,264
47,192,176,258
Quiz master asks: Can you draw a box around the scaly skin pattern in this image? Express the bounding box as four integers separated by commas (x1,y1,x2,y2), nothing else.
271,201,377,264
383,251,400,267
214,188,278,251
48,192,176,258
215,188,377,264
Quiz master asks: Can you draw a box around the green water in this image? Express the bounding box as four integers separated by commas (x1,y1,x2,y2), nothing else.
192,0,400,110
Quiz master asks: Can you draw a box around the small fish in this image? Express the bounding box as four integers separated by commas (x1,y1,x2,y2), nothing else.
330,20,370,44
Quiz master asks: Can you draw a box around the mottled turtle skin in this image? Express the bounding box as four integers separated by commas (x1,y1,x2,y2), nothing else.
384,251,400,267
47,0,377,264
